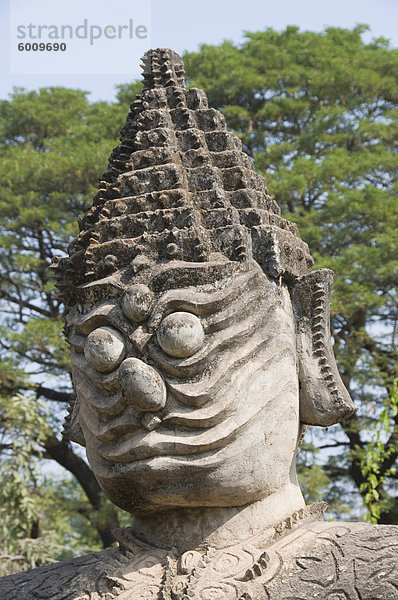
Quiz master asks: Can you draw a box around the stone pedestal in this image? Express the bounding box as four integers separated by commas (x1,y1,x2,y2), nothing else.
1,514,397,599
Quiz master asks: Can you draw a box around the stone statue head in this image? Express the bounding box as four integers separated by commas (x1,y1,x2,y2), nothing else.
52,49,356,519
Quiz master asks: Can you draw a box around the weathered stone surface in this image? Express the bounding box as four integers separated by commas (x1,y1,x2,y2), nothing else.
67,259,307,521
51,48,355,526
51,48,304,301
118,356,167,411
3,47,388,597
292,269,355,426
1,516,397,599
84,326,126,373
156,311,204,357
121,284,155,323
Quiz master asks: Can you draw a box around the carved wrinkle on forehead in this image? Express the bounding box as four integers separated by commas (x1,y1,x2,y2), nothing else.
70,301,134,338
146,267,260,331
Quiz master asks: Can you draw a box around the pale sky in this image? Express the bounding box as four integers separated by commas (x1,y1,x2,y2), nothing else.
1,0,397,102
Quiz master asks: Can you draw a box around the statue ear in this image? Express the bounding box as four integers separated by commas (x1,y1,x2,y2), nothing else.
291,269,357,426
63,395,86,447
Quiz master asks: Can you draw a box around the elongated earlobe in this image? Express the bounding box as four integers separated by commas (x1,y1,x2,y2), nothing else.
292,269,357,426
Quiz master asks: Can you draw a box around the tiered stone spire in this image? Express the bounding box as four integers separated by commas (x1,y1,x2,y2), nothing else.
52,48,313,303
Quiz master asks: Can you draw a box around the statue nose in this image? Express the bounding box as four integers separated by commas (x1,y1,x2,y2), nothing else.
118,357,167,412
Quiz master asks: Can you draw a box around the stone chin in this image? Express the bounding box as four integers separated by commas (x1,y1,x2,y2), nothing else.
66,259,304,514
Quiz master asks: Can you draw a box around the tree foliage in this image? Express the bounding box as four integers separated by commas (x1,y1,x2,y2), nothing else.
359,380,398,523
0,394,98,575
0,26,397,573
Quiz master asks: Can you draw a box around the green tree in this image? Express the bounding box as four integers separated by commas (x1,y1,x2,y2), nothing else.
0,87,131,571
0,394,99,575
183,25,398,521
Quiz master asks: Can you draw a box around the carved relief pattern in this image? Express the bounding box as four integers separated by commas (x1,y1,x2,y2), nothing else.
2,517,397,600
262,522,398,600
310,275,342,400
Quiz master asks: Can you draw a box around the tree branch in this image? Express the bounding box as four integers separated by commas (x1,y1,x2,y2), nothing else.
0,291,51,318
36,385,73,403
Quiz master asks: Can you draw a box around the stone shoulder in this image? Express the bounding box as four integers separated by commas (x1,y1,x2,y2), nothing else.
1,522,397,600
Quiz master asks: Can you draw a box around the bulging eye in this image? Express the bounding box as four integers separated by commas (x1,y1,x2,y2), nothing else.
84,326,125,373
157,312,204,358
121,284,154,323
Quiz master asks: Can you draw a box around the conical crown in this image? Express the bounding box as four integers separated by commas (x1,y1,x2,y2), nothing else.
52,48,313,304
